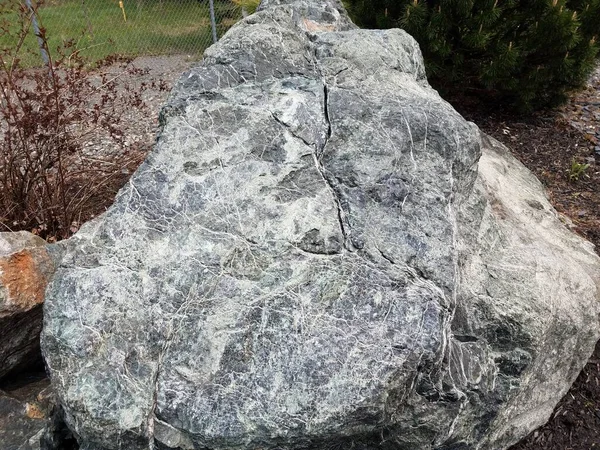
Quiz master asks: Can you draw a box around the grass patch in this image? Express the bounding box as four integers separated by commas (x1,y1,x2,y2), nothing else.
1,0,241,67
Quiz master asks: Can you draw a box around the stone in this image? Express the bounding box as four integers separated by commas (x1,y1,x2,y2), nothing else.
0,377,54,450
41,0,600,449
0,390,44,450
37,404,79,450
0,232,54,380
0,374,77,450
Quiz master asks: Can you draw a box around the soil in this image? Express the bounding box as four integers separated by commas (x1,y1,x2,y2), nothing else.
447,65,600,449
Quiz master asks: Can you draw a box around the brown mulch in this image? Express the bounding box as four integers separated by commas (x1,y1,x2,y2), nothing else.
447,67,600,450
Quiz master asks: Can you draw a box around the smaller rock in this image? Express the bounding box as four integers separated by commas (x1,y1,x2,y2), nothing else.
594,145,600,156
0,372,77,450
0,232,54,380
37,404,79,450
0,383,52,450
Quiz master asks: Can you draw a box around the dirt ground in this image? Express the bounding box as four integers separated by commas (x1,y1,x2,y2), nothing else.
449,66,600,449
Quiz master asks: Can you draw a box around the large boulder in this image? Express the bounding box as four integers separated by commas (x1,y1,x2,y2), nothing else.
0,232,54,380
41,1,600,449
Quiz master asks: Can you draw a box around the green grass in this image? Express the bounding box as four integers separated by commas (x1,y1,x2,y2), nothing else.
1,0,241,67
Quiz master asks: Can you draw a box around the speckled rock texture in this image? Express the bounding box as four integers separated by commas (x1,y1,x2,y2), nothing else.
41,1,600,449
0,232,54,380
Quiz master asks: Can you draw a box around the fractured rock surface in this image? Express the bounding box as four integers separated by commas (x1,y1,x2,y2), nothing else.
41,1,600,449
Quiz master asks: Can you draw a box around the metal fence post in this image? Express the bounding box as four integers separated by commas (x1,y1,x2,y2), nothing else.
25,0,50,66
209,0,218,44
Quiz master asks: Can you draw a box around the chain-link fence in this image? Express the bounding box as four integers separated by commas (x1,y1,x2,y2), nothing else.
16,0,247,67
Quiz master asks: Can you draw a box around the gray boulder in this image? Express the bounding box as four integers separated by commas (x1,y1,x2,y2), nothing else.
41,1,600,449
0,232,54,380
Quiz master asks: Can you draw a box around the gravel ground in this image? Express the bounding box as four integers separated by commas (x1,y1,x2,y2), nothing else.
82,54,200,157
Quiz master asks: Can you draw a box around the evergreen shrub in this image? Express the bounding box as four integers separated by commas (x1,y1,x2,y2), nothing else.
344,0,600,111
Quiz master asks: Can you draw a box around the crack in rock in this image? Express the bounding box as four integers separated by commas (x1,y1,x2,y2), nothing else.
312,84,358,252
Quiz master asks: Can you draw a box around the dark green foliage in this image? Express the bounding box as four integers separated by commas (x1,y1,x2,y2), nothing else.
344,0,600,111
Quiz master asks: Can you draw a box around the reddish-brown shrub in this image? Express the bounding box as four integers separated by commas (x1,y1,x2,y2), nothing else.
0,0,156,240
